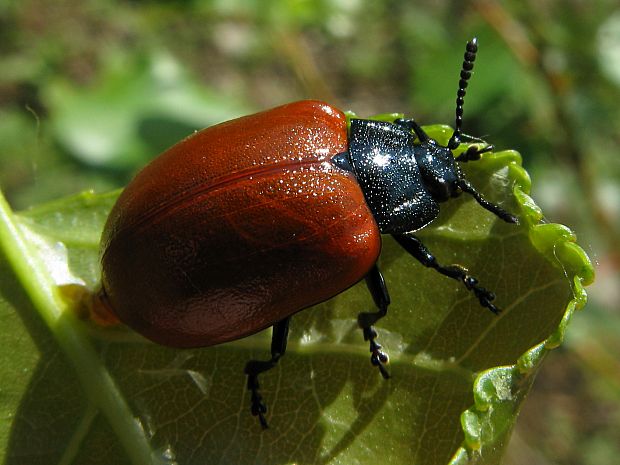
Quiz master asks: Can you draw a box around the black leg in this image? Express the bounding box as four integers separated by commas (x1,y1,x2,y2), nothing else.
455,144,494,162
393,118,430,143
357,264,391,379
244,317,290,429
393,233,502,315
457,179,519,224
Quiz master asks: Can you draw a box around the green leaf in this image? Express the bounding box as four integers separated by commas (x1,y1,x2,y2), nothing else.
0,130,593,464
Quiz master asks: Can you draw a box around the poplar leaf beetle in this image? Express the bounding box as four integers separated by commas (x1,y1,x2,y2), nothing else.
98,38,519,428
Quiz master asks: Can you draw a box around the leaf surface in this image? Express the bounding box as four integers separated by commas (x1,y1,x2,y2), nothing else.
0,126,593,465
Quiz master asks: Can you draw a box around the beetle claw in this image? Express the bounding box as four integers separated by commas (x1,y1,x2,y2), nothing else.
247,374,269,429
467,280,502,314
256,411,269,430
371,351,390,379
364,327,391,379
374,358,391,379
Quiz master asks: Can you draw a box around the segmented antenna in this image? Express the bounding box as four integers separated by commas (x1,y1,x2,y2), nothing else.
447,38,478,150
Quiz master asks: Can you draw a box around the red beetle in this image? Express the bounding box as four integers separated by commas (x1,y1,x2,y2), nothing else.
100,101,374,348
98,39,517,428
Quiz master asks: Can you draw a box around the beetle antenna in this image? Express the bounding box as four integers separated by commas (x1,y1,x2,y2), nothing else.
448,38,478,150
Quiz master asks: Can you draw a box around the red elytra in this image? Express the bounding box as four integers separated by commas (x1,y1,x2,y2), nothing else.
100,100,381,348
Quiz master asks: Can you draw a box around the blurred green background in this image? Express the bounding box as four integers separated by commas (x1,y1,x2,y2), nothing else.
0,0,618,463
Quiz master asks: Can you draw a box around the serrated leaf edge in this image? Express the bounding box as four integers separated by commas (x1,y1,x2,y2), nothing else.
447,154,594,464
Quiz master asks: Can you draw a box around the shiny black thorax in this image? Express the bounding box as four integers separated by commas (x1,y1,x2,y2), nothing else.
333,118,462,235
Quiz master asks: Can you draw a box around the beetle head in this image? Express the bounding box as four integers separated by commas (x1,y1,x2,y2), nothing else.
414,139,463,202
411,37,518,224
407,38,480,203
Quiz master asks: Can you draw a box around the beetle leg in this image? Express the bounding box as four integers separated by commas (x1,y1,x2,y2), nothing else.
455,144,493,162
393,118,430,143
244,316,290,429
456,178,519,224
393,233,502,315
357,264,391,379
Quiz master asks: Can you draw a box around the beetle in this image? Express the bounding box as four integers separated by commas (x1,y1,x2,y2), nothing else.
98,38,518,428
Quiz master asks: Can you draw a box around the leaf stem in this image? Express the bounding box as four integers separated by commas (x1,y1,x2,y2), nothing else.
0,191,155,465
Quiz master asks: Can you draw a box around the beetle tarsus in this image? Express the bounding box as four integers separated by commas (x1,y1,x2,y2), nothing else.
358,317,390,377
243,317,290,430
247,373,269,429
362,326,390,379
358,265,391,379
460,271,501,314
393,234,503,315
455,144,494,162
437,264,501,314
